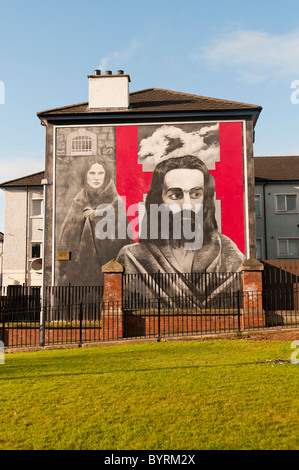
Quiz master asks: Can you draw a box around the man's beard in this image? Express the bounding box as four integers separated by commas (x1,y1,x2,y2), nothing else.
160,209,202,249
140,205,204,250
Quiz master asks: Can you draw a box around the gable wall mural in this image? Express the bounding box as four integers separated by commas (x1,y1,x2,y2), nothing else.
54,121,248,290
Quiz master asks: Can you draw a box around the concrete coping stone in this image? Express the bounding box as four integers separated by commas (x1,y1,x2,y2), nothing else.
241,257,264,271
102,259,124,273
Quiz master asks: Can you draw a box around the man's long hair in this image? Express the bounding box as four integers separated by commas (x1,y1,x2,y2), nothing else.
140,155,218,245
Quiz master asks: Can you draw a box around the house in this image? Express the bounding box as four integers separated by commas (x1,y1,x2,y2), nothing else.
254,156,299,260
0,171,45,288
36,70,262,287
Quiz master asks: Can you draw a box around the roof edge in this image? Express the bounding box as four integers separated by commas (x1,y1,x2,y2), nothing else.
37,88,262,117
0,170,45,187
130,87,262,109
37,102,88,117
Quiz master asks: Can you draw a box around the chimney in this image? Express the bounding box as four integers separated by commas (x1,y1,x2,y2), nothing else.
88,69,131,109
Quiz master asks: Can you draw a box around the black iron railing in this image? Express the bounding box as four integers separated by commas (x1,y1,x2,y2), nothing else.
1,281,299,349
123,271,242,309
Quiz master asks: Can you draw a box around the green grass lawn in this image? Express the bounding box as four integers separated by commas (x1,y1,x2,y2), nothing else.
0,339,298,450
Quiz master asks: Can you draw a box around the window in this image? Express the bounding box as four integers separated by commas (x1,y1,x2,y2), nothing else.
71,135,92,154
31,243,42,259
31,199,43,217
277,238,299,258
66,130,97,156
256,239,263,260
275,194,298,213
255,194,261,217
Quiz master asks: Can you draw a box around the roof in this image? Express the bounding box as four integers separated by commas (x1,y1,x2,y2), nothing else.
0,171,45,188
254,156,299,182
37,88,262,117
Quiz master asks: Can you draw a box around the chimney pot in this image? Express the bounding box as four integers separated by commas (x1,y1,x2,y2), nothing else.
88,69,130,109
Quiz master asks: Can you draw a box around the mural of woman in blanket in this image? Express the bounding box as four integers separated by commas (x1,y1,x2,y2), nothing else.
58,158,132,285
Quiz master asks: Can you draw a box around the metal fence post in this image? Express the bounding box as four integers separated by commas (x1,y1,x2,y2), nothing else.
157,271,161,342
157,296,161,342
79,301,83,347
39,297,45,347
237,290,241,335
1,307,5,344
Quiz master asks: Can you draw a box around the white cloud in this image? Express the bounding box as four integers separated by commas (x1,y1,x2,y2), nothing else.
193,29,299,83
97,38,142,72
138,124,220,171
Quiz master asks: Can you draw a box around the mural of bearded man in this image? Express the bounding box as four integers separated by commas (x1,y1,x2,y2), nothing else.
117,155,245,305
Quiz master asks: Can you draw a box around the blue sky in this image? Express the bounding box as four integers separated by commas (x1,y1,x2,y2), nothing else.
1,0,299,232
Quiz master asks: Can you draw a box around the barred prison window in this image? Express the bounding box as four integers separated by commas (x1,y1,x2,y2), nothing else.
66,129,97,156
71,135,92,155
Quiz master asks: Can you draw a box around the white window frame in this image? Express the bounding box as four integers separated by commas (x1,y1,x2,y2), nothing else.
71,135,92,155
30,242,43,260
66,129,97,156
30,198,43,218
275,193,298,214
255,194,262,217
256,238,263,260
276,237,299,258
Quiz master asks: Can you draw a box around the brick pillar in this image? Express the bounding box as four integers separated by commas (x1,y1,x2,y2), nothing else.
241,258,265,328
101,259,124,341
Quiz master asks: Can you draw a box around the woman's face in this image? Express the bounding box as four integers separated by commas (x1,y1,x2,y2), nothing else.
86,163,105,189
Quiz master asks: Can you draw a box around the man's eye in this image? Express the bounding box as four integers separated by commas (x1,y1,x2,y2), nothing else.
190,190,202,199
169,192,183,200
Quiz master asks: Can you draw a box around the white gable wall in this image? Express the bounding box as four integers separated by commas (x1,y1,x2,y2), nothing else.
2,188,43,287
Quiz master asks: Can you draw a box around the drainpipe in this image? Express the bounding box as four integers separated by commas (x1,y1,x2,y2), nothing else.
262,182,268,259
25,186,29,287
40,178,52,346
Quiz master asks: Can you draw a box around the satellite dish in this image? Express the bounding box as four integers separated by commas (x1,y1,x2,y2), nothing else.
31,258,42,271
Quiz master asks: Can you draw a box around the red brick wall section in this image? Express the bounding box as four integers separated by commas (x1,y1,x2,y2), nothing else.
124,312,267,338
3,309,266,347
3,327,103,348
102,260,124,340
241,258,265,326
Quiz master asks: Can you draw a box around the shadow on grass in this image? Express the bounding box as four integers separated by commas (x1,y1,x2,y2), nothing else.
1,359,289,382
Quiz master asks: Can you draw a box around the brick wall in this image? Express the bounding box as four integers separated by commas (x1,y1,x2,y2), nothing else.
3,326,103,348
241,258,264,321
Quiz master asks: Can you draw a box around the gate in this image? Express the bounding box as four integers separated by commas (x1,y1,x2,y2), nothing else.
262,259,299,290
261,259,299,325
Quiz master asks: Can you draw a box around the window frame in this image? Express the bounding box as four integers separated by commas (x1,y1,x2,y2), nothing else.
66,130,97,156
276,237,299,258
274,193,298,214
256,238,263,260
254,194,262,217
30,198,43,218
71,135,93,155
30,242,43,260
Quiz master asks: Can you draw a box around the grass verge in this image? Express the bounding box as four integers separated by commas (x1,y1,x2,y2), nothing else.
0,339,298,450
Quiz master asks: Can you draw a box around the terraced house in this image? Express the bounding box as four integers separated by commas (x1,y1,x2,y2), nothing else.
254,156,299,260
35,69,261,291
